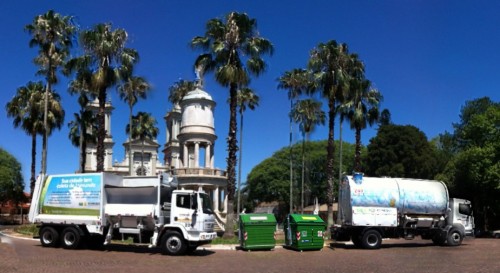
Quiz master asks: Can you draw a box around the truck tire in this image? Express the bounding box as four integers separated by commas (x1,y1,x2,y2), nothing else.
446,229,463,246
161,231,187,256
40,226,59,248
432,235,446,246
361,230,382,249
61,227,82,249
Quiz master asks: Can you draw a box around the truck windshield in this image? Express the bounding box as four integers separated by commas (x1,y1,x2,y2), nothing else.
199,193,213,215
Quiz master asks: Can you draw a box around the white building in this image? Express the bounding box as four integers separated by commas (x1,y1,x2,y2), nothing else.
84,82,227,227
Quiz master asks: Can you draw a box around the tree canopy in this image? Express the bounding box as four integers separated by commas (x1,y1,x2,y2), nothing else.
436,97,500,231
244,140,357,219
365,124,439,179
0,148,26,205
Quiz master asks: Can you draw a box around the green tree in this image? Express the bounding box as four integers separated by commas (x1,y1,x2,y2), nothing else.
245,140,356,220
76,23,139,172
0,148,26,208
235,87,259,217
126,112,159,176
118,76,151,175
291,99,325,213
366,124,439,178
25,10,76,175
68,94,97,173
307,40,354,227
340,77,382,172
191,12,273,237
437,97,500,230
277,68,311,214
5,82,44,197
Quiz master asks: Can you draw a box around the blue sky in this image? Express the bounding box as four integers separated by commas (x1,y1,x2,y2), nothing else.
1,1,499,192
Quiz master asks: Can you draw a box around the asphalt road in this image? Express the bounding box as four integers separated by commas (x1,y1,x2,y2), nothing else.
1,230,499,273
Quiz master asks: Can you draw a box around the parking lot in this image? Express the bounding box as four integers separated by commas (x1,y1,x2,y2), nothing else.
1,229,499,273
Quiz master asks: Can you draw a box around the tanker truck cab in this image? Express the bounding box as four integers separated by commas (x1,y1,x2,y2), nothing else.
448,198,474,237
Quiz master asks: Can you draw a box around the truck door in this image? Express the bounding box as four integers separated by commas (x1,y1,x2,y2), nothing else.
172,193,198,230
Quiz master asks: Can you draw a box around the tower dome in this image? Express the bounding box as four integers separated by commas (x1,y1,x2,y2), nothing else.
179,87,216,136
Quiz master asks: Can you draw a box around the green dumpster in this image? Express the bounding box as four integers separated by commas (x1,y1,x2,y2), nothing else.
239,213,277,250
284,214,326,251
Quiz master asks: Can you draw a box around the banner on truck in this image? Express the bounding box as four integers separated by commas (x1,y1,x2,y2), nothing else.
39,174,101,216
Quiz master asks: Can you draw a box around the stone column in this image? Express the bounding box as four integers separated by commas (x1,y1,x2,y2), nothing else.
183,143,188,167
205,143,211,168
194,142,200,168
213,187,219,212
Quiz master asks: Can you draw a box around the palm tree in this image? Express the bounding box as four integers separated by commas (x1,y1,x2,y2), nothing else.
235,87,259,218
6,82,45,197
308,40,355,227
291,99,325,213
118,76,151,175
68,94,98,173
277,68,311,213
126,112,159,176
25,10,76,175
76,23,139,172
340,78,382,172
168,79,196,105
191,12,273,237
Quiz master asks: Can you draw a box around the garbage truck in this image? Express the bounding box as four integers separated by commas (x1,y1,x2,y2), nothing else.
331,173,474,249
28,172,217,255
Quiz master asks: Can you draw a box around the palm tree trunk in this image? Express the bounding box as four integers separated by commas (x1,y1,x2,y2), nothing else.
223,83,238,238
41,83,50,175
354,127,362,172
289,99,294,214
326,97,336,228
30,132,37,199
96,88,106,172
79,121,85,173
301,133,305,214
237,111,243,218
129,105,133,176
41,130,48,176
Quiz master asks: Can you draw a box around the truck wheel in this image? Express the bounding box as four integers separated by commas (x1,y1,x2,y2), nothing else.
161,232,187,256
432,235,446,246
446,229,463,246
61,227,82,249
40,226,59,248
351,235,363,248
361,230,382,249
186,245,198,254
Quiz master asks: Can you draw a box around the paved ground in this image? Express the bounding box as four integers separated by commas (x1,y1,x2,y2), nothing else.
1,227,499,273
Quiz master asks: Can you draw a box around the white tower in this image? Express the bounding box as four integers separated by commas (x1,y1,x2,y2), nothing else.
163,81,227,215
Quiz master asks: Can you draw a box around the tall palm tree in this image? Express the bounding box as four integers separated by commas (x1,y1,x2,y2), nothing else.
68,94,98,173
118,76,151,175
340,78,382,172
277,68,311,213
126,112,159,176
235,87,259,218
308,40,354,227
6,82,45,197
191,12,273,237
76,23,139,172
291,99,325,213
25,10,76,175
168,79,196,105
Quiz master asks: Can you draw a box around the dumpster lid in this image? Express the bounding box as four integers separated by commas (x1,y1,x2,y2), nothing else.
288,214,325,224
240,213,277,224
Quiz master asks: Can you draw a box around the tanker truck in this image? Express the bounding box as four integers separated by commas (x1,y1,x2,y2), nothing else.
331,173,474,249
28,172,217,255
